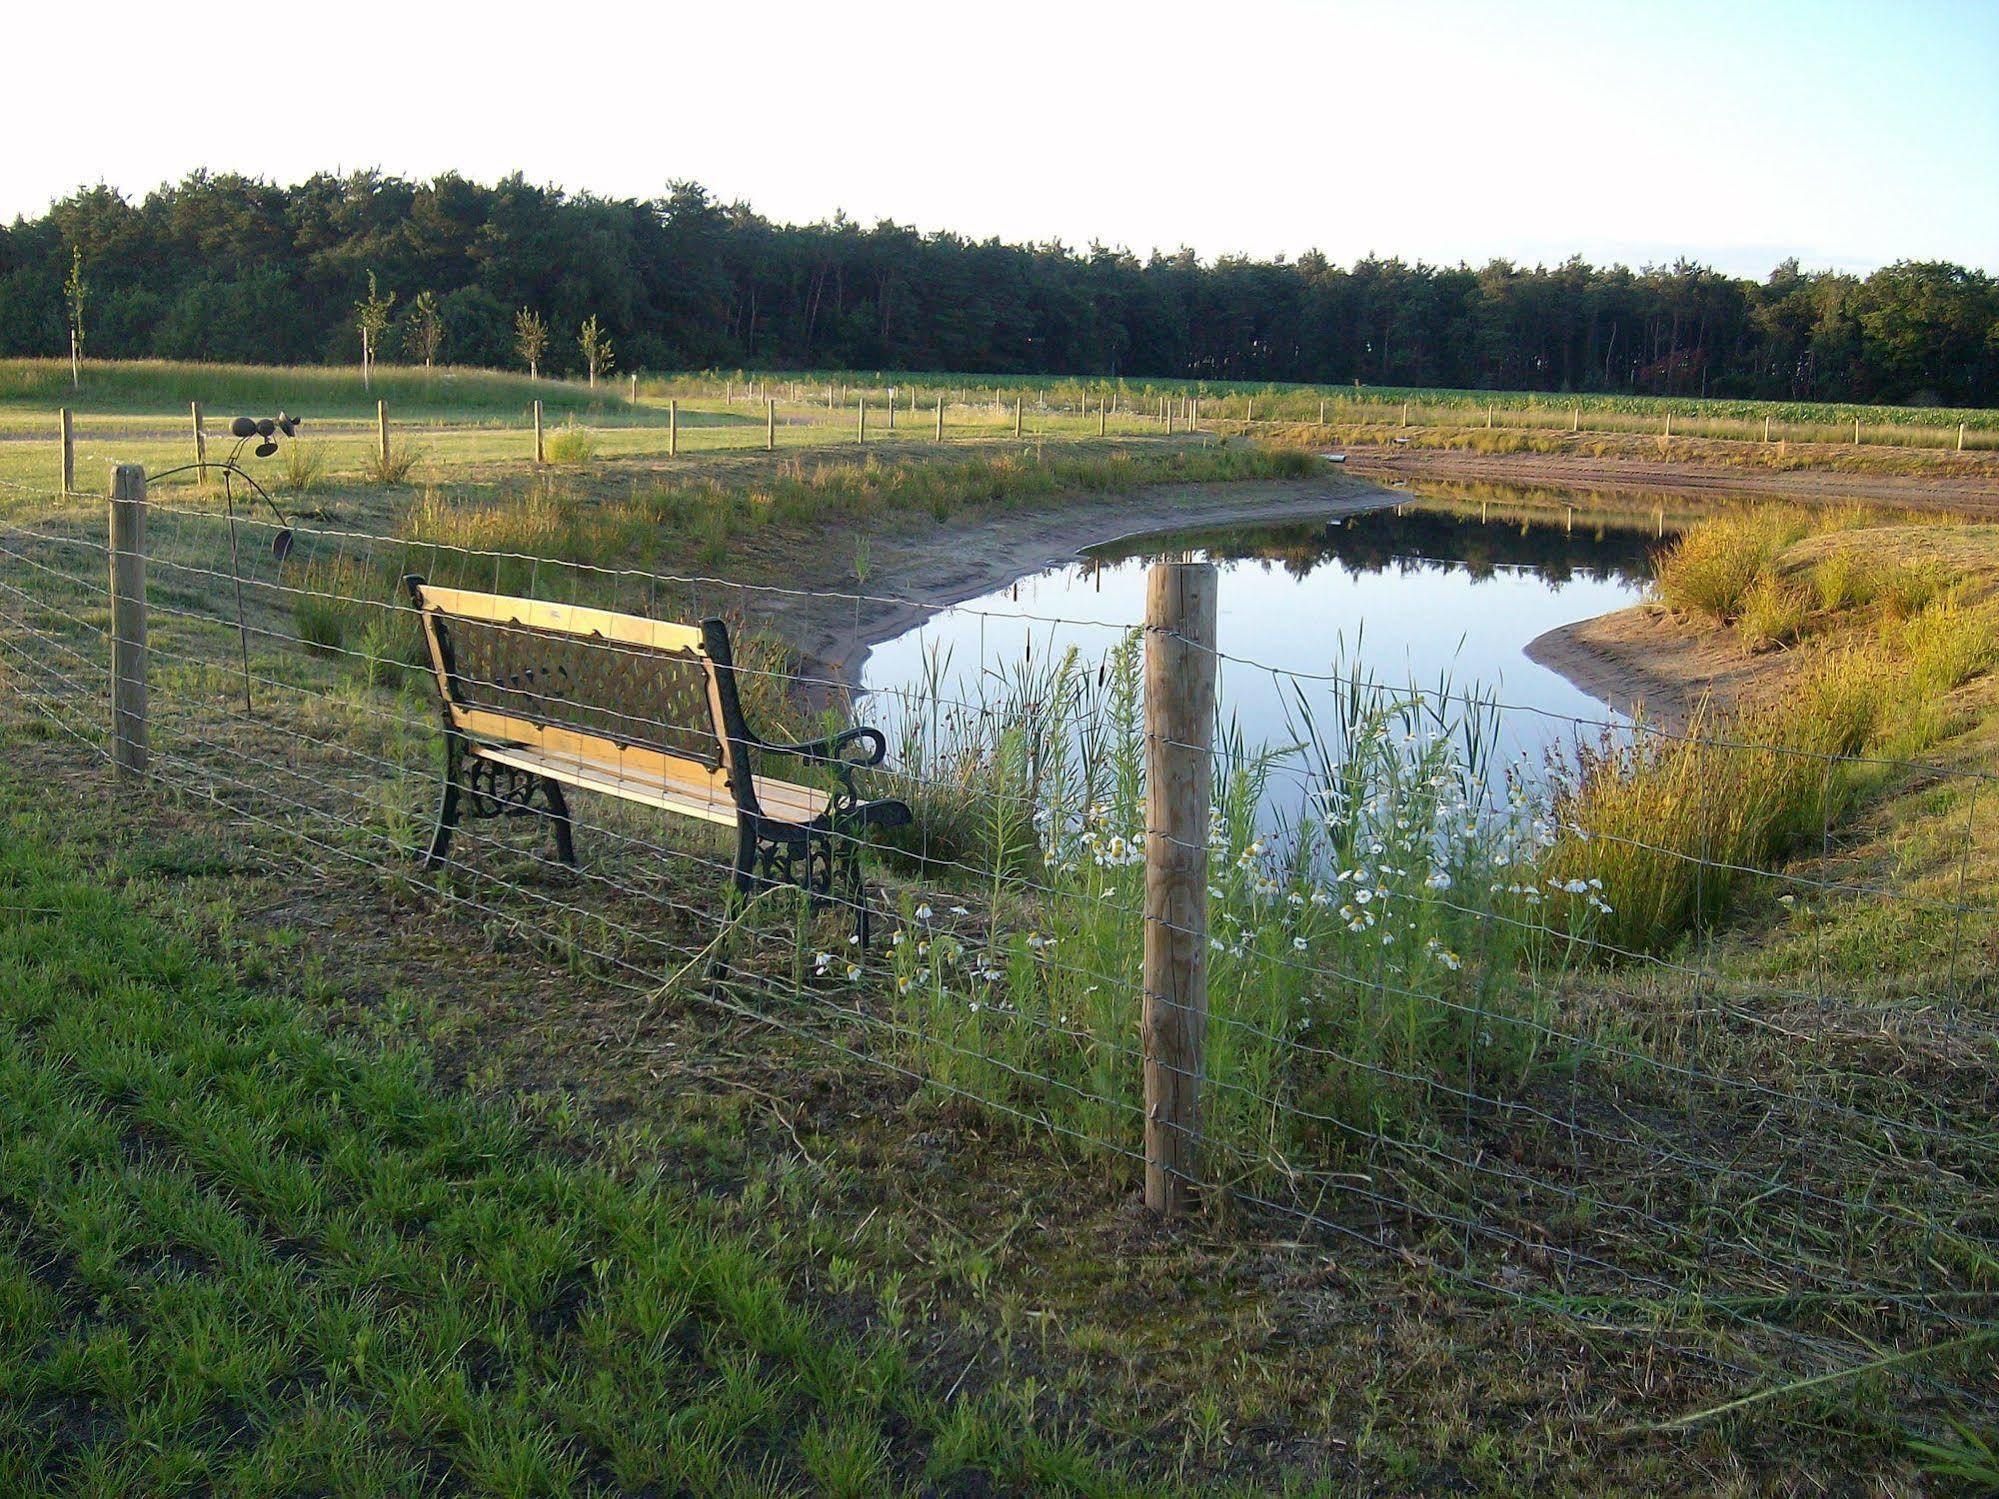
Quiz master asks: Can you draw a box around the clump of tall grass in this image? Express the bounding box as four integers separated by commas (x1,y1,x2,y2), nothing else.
277,440,329,494
1811,547,1876,612
1654,506,1816,620
1737,575,1810,648
544,424,596,463
291,555,385,656
1894,592,1999,698
366,443,425,485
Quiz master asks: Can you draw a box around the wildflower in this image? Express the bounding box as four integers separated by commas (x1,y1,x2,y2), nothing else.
915,903,934,921
1425,870,1453,891
950,904,970,916
844,963,862,982
1292,937,1308,951
813,951,833,975
896,976,912,995
890,931,905,947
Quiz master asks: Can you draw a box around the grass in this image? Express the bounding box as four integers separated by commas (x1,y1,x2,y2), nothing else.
0,806,1119,1495
1554,507,1999,953
541,424,595,465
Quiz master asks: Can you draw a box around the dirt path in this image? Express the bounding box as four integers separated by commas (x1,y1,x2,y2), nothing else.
1345,445,1999,512
755,474,1393,697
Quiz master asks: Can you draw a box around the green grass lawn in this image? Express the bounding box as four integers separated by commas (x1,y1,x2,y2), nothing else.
0,804,1118,1496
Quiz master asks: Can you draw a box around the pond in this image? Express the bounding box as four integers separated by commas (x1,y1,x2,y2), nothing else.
859,495,1669,798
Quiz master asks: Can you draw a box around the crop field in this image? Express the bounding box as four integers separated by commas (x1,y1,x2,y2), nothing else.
1,358,1997,1492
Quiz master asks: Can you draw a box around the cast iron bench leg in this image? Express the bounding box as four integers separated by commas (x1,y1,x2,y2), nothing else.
423,739,465,872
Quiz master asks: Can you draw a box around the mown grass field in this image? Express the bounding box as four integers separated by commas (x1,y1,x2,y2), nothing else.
1,366,1996,1492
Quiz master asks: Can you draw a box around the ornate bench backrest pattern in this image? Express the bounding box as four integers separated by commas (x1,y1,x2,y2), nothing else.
405,581,736,770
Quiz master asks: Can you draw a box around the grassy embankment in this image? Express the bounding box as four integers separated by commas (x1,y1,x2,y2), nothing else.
0,808,1129,1495
1548,505,1999,952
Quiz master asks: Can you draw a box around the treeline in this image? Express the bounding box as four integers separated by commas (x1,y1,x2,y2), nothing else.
3,171,1995,406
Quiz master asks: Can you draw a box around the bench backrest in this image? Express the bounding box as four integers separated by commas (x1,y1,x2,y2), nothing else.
404,577,758,791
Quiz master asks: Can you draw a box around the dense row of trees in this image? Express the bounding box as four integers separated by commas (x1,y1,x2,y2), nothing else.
3,171,1995,406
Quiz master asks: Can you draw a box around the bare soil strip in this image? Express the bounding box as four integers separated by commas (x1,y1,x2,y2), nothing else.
1346,445,1999,512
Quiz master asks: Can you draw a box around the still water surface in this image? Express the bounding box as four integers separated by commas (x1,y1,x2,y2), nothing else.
860,500,1667,787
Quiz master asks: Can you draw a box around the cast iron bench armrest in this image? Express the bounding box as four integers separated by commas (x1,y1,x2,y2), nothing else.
754,725,889,769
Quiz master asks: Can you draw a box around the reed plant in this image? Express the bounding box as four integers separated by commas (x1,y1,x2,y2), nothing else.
864,636,1596,1167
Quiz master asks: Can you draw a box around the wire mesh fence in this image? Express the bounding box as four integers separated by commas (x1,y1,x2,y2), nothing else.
0,463,1994,1435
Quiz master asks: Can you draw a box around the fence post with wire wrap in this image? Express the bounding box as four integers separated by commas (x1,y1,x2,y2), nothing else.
1143,559,1217,1215
107,463,148,781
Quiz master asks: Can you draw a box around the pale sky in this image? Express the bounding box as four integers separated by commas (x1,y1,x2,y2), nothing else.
4,0,1994,277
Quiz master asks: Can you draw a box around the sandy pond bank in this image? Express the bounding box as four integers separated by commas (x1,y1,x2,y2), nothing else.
753,474,1395,699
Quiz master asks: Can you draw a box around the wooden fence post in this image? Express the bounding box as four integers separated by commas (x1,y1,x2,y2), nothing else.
1319,398,1327,424
935,395,945,442
1763,414,1771,443
1246,396,1254,423
1572,406,1580,433
108,464,149,782
1143,560,1217,1217
533,399,545,463
377,400,390,465
1959,422,1967,453
1486,404,1494,429
668,399,679,457
886,387,896,431
630,372,639,404
1663,411,1672,439
1098,400,1107,437
766,398,776,451
58,408,75,495
1166,402,1174,436
192,401,208,484
857,398,867,444
1854,417,1861,446
1014,396,1023,439
1191,396,1199,427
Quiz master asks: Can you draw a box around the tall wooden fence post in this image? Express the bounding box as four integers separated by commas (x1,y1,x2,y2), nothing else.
630,372,639,404
668,399,679,457
59,408,75,495
766,397,776,451
857,398,867,445
1013,396,1023,439
1098,400,1107,437
192,401,208,484
886,388,895,431
533,399,545,463
1959,422,1967,454
1854,417,1861,446
1142,560,1217,1217
935,395,945,442
108,464,150,782
376,400,390,465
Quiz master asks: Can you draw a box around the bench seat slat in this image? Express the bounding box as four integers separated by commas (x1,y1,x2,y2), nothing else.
453,706,829,828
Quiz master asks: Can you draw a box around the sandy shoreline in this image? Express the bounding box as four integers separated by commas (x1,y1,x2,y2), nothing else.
754,474,1395,700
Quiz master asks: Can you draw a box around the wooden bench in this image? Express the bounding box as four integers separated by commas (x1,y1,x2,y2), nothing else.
404,577,910,942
